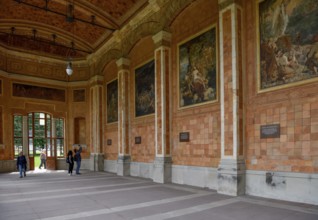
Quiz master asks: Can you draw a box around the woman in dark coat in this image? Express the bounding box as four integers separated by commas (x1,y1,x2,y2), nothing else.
67,150,74,176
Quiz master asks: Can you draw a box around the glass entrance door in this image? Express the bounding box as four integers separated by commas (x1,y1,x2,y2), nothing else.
28,113,56,170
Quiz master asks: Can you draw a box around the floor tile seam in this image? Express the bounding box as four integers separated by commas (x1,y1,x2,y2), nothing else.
0,175,122,187
238,197,318,215
37,191,216,220
0,180,150,197
132,197,240,220
162,184,217,194
0,184,160,204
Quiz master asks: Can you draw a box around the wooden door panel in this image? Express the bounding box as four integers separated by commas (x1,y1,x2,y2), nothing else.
46,157,56,170
29,156,34,170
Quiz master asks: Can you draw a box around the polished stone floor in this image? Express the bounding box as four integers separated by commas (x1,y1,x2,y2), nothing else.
0,170,317,220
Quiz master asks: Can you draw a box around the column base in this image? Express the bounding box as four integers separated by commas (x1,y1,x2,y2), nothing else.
89,153,104,171
153,156,172,183
117,155,131,176
217,158,246,196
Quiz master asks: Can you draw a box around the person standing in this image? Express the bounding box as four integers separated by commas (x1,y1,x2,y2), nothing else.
74,145,82,175
16,151,27,178
66,150,74,176
39,150,47,169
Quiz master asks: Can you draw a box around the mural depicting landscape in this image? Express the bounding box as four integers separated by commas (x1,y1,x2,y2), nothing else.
259,0,318,90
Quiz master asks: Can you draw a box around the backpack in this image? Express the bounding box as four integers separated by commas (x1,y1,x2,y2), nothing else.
66,157,70,163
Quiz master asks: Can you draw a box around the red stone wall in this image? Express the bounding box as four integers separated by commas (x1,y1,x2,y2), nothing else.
104,60,119,160
170,0,221,167
128,36,156,163
244,0,318,173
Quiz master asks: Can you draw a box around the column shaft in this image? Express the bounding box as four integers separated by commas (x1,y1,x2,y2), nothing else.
89,77,104,171
218,2,245,196
152,31,172,183
116,58,131,176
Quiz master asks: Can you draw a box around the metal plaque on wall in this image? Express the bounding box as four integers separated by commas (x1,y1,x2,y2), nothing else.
179,132,190,142
260,124,280,139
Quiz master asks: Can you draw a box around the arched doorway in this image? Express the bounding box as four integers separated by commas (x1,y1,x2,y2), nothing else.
27,113,65,170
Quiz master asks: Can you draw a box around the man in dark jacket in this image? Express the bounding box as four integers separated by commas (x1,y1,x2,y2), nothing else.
16,151,27,178
74,145,82,175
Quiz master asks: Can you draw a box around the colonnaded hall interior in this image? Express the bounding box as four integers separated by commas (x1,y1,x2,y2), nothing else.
0,0,318,219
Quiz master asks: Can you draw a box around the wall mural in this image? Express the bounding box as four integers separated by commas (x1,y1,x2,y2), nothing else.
258,0,318,91
12,83,65,102
73,89,85,102
107,79,118,123
135,60,155,117
179,26,217,108
0,106,2,144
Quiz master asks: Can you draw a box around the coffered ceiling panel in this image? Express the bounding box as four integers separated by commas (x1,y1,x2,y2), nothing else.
0,0,147,59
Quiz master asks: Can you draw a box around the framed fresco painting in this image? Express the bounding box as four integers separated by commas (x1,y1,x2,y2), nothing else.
106,79,118,123
73,89,85,102
178,25,218,109
135,59,155,117
257,0,318,92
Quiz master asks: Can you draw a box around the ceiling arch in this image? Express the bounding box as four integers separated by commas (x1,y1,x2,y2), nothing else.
0,0,148,60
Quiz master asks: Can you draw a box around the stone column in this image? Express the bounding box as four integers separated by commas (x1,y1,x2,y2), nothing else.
116,58,131,176
152,31,172,183
23,115,29,170
51,117,55,157
217,1,245,196
89,75,104,171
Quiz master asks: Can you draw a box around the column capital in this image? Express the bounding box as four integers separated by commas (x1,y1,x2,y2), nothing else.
152,31,172,47
89,75,104,86
218,0,241,10
116,57,130,70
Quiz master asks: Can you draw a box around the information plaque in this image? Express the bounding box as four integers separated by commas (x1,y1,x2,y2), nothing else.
135,136,141,144
179,132,190,142
260,124,280,139
107,139,112,145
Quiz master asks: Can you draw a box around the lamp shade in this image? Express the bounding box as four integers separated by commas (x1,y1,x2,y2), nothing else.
66,62,73,76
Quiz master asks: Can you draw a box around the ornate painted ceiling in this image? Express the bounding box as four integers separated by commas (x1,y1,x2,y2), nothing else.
0,0,147,59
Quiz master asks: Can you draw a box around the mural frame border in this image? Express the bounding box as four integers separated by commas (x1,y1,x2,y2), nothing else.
72,88,86,103
133,58,155,119
0,79,2,96
106,78,119,124
177,24,219,110
256,0,318,94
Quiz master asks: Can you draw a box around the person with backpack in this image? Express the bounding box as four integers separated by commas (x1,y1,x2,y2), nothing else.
16,151,27,178
73,145,82,175
66,150,74,176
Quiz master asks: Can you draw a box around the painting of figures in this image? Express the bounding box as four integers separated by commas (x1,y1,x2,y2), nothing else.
179,26,217,108
258,0,318,91
107,79,118,123
135,60,155,117
12,83,65,102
